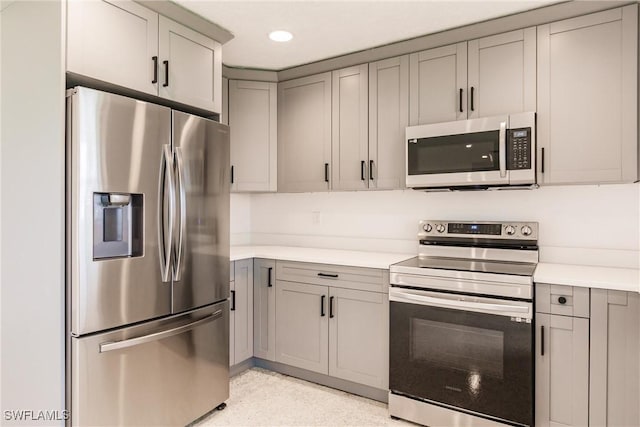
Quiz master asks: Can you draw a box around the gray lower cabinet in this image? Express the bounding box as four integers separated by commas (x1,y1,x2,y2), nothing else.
589,289,640,427
535,283,590,427
275,280,329,374
537,5,638,185
230,259,253,366
253,258,276,361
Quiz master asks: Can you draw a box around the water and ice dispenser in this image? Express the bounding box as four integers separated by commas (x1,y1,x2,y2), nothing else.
93,193,143,260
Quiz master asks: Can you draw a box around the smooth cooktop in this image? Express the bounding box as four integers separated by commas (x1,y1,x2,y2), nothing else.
391,256,538,277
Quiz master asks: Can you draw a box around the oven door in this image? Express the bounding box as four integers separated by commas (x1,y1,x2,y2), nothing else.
406,115,509,188
389,287,533,427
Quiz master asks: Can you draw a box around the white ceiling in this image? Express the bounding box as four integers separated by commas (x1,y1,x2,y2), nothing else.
174,0,559,71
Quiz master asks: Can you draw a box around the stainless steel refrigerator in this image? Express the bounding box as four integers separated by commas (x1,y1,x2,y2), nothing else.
66,87,230,426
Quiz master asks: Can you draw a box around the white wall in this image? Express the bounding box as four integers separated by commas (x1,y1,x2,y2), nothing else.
230,194,251,245
236,183,640,268
0,1,66,424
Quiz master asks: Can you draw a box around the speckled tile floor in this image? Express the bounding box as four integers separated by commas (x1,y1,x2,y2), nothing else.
196,367,414,426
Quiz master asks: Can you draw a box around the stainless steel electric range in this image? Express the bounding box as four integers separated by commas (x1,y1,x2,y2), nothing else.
389,220,539,427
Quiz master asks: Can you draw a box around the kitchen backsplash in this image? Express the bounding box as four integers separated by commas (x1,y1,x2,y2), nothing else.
231,183,640,268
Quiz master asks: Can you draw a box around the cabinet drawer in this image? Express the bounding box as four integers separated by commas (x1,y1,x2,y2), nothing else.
536,283,589,318
276,261,389,293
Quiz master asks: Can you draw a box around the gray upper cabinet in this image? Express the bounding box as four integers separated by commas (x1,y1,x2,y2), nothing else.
331,65,369,191
158,16,222,113
368,56,409,190
229,80,277,192
467,27,536,119
328,287,388,390
537,5,638,185
278,73,332,192
67,0,159,96
253,259,276,361
231,259,253,366
535,284,590,427
590,289,640,427
409,42,467,125
67,0,222,113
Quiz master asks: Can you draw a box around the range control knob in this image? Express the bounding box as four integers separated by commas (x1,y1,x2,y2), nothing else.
521,225,533,236
436,224,446,233
505,225,516,236
423,223,433,233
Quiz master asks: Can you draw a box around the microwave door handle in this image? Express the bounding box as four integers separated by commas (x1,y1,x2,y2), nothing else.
499,121,507,178
390,290,529,316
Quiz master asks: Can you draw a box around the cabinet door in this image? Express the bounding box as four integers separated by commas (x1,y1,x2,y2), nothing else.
67,0,158,95
275,281,328,374
331,65,369,190
253,259,276,361
537,5,638,185
590,290,640,427
409,42,467,125
278,73,332,192
328,288,388,389
467,27,536,119
229,80,277,192
535,313,589,427
232,259,253,364
158,16,222,113
368,55,409,190
229,280,235,366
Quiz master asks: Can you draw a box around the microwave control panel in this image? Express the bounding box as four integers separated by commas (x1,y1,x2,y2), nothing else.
507,128,531,170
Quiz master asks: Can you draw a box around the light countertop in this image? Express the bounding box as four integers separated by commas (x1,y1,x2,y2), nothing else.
230,245,414,270
534,263,639,294
231,246,639,293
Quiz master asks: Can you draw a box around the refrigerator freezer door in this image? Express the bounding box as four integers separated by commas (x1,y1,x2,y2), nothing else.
68,87,173,335
172,111,230,313
71,301,229,426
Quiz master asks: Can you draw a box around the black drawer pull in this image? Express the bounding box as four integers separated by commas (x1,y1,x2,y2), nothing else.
324,163,329,183
321,295,326,317
317,273,338,279
230,290,236,311
369,160,374,180
152,56,158,84
470,86,475,111
267,267,273,287
459,88,463,113
361,160,366,181
163,60,169,87
329,296,335,318
558,296,567,305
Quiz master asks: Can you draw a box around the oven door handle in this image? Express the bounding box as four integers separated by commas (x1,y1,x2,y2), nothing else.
390,288,530,317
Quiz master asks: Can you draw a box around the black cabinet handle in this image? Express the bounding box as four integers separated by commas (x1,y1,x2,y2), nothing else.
163,60,169,87
231,165,235,184
361,160,366,181
321,295,326,317
470,86,475,111
541,325,545,356
267,267,273,287
541,148,545,174
152,56,158,84
324,163,329,183
558,296,567,305
317,273,338,279
230,290,236,311
329,296,335,318
459,88,463,113
369,160,374,180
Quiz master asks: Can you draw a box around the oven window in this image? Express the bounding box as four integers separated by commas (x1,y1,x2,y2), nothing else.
411,319,504,379
390,300,532,427
408,130,499,175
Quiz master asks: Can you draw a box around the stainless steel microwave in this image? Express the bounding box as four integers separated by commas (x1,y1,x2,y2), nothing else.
406,112,536,190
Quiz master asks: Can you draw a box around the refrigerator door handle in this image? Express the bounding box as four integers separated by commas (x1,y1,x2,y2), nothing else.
173,147,187,281
99,310,223,353
158,144,176,282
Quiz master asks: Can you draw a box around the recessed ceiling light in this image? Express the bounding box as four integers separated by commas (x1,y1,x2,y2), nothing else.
269,30,293,42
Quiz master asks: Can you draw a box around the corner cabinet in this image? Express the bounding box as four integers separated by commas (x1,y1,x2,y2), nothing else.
277,73,332,192
537,5,638,185
229,80,277,192
67,0,222,113
368,56,409,190
230,259,253,366
409,27,535,125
